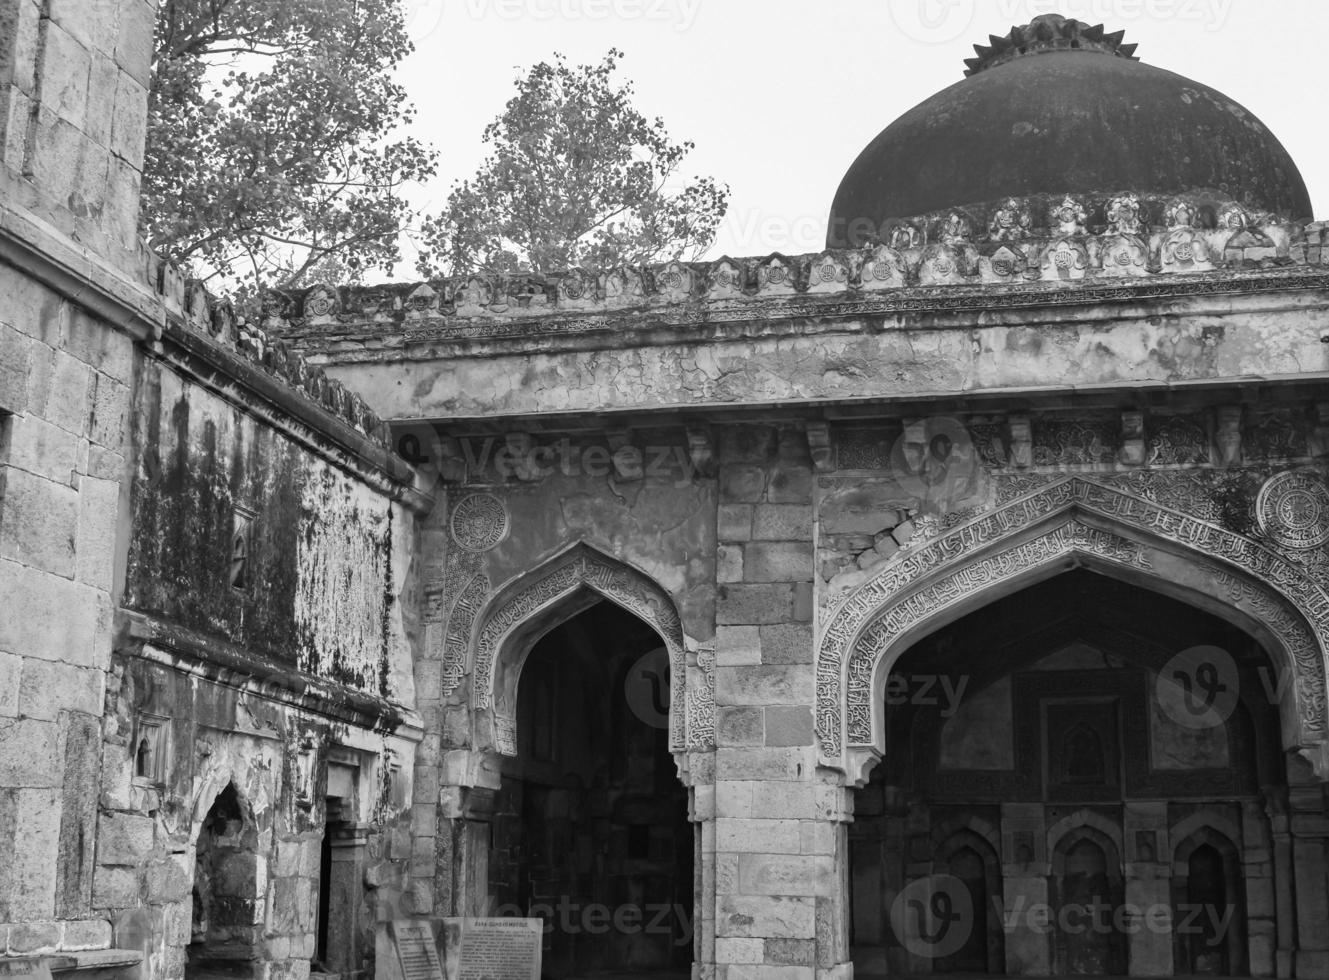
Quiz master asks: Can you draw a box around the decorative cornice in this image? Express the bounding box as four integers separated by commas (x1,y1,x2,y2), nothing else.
964,14,1139,77
271,203,1329,356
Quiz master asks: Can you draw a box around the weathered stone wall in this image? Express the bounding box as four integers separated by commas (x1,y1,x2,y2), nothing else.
93,652,419,980
0,249,135,959
0,0,155,269
123,353,407,698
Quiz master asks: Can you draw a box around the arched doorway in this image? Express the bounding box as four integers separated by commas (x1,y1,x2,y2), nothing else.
488,600,693,979
1173,828,1248,976
850,570,1286,977
187,783,261,980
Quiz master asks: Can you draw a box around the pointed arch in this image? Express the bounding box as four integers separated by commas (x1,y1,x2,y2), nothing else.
816,478,1329,781
470,542,708,756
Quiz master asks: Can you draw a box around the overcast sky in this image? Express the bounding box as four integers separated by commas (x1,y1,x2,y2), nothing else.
391,0,1328,271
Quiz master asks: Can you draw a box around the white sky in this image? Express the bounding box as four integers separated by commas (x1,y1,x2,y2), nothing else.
391,0,1328,273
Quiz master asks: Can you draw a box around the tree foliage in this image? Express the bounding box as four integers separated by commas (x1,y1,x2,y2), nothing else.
143,0,436,296
418,49,728,276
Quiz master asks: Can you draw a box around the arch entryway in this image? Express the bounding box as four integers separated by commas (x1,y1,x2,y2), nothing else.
461,545,703,979
817,478,1329,781
847,570,1289,978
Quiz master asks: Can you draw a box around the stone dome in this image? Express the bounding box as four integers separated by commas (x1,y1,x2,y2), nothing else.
826,15,1312,248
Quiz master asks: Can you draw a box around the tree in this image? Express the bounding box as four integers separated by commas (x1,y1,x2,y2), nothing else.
143,0,436,297
417,49,728,277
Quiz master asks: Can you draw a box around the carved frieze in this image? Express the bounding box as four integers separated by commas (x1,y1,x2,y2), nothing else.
816,478,1329,766
471,549,698,755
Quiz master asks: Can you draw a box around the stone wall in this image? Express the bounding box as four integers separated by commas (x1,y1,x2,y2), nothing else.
0,244,136,959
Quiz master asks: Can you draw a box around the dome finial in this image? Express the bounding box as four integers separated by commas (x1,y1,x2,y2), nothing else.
963,13,1140,77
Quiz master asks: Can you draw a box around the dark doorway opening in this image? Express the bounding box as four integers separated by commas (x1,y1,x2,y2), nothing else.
490,601,693,979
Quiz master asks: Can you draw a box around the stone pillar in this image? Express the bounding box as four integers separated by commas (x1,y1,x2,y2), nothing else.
1288,785,1329,978
1243,799,1278,977
1266,788,1296,978
690,765,717,980
712,424,828,980
1123,802,1171,977
1000,803,1051,976
326,824,370,975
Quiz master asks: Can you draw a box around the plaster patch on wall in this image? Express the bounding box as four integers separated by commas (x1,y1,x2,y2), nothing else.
294,472,392,693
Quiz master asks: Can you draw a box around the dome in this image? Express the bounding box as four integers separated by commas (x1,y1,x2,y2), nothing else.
826,15,1312,248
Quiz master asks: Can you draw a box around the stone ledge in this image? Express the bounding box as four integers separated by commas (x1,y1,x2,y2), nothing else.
0,950,141,980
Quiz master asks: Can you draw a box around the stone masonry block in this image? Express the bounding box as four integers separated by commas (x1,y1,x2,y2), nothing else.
0,260,63,344
0,719,61,787
717,545,743,584
96,812,154,866
715,937,763,964
88,374,129,451
716,746,816,782
718,504,753,542
36,19,92,131
751,783,814,820
742,542,813,583
0,469,78,577
75,474,121,589
715,781,753,819
0,559,111,668
737,854,832,896
5,414,80,485
717,895,814,938
716,584,795,625
766,465,813,505
82,53,120,150
716,707,763,748
0,652,20,717
61,918,112,951
109,70,147,165
715,625,761,667
0,322,32,414
752,505,812,541
764,706,814,747
116,1,156,87
715,666,814,705
716,819,802,855
720,466,766,503
61,308,132,385
8,921,60,954
19,660,104,720
758,624,813,665
727,966,813,980
0,788,61,921
38,348,94,435
765,938,817,966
